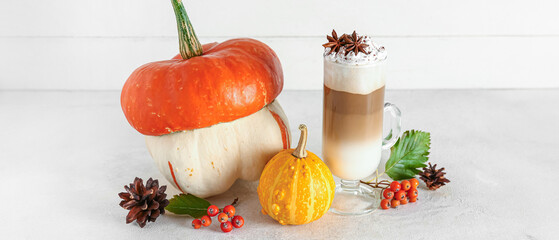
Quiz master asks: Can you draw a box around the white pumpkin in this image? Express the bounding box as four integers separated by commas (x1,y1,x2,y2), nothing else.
145,100,290,198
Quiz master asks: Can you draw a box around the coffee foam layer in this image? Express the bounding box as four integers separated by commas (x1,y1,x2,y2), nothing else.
323,137,382,180
324,59,385,95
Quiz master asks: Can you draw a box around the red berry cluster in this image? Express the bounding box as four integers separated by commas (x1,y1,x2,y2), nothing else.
192,205,244,232
380,179,420,209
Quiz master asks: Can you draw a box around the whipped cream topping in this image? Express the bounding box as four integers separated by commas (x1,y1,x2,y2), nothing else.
323,35,387,65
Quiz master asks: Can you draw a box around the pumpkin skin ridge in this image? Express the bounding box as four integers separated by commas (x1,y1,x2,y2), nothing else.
297,155,313,225
313,151,335,223
263,151,293,222
268,107,290,150
305,156,317,222
306,156,315,224
317,158,331,219
289,157,300,224
264,151,291,224
308,153,335,219
121,39,283,136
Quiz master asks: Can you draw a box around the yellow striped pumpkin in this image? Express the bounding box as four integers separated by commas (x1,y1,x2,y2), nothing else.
257,124,335,225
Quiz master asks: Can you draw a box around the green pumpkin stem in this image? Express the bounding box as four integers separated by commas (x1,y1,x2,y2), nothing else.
292,124,308,158
170,0,203,59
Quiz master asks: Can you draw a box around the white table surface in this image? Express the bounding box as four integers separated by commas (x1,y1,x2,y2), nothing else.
0,89,557,239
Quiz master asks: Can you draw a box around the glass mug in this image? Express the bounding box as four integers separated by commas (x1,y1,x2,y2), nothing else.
323,55,401,215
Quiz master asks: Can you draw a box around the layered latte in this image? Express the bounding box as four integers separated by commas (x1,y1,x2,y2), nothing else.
322,35,387,180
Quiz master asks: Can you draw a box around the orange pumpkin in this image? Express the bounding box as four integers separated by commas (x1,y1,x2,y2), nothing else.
120,0,290,197
121,36,282,136
258,125,336,225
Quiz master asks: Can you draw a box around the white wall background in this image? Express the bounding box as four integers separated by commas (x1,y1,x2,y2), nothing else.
1,0,558,90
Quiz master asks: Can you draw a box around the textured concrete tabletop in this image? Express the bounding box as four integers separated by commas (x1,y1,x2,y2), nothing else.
0,89,557,239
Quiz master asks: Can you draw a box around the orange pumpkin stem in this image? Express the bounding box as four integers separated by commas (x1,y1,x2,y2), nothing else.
292,124,308,158
171,0,203,59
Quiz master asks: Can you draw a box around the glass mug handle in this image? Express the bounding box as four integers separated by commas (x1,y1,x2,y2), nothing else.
382,102,402,150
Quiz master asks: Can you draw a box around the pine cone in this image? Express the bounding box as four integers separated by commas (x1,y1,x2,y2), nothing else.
419,163,450,190
118,177,169,228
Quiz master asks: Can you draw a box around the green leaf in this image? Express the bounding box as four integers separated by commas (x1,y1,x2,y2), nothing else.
385,130,431,180
165,193,211,218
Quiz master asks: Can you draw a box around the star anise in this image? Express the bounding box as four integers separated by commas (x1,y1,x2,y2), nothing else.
343,31,369,56
322,29,345,54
